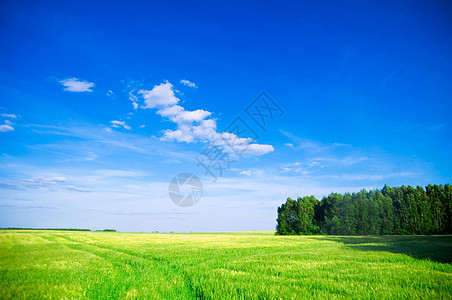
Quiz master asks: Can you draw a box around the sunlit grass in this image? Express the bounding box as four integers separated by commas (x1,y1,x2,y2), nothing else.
0,230,451,299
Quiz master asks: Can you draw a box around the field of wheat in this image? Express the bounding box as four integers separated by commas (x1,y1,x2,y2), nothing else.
0,230,451,299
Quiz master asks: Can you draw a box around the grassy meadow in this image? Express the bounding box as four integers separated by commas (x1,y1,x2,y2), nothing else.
0,230,451,299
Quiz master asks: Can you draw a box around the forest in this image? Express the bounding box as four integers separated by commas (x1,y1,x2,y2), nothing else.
276,184,452,235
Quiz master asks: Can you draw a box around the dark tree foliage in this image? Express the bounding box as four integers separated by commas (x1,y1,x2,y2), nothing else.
276,196,320,235
275,184,452,235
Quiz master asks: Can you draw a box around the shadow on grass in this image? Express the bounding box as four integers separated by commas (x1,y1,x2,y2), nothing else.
319,235,452,264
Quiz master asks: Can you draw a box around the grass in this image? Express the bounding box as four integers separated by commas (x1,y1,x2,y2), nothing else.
0,230,451,299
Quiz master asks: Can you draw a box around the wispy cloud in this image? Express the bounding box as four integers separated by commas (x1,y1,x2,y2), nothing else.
318,172,417,182
239,170,251,176
280,130,350,152
0,124,14,132
122,79,143,109
0,176,90,192
110,120,131,130
277,129,428,185
94,169,148,178
393,122,448,132
180,79,198,88
25,123,198,163
60,77,95,92
55,152,98,163
106,90,115,98
0,204,57,210
430,123,446,130
0,112,18,132
1,113,17,119
280,161,311,174
64,185,90,192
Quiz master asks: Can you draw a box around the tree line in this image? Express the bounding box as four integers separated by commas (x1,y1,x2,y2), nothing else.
276,184,452,235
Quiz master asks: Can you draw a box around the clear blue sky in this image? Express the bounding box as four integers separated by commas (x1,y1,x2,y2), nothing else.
0,0,451,232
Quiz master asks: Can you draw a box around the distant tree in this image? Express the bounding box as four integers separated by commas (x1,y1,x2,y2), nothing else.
445,184,452,233
380,192,394,235
316,193,341,234
276,196,319,235
368,190,382,235
416,185,433,234
355,190,370,235
338,193,357,235
426,184,446,233
276,184,451,236
296,196,319,234
276,198,291,235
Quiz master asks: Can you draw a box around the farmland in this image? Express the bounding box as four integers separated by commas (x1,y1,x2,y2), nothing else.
0,230,451,299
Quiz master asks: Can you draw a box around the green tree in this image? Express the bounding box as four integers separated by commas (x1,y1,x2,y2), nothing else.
276,184,451,236
445,184,452,234
380,193,394,235
295,196,319,234
338,193,357,235
426,184,446,233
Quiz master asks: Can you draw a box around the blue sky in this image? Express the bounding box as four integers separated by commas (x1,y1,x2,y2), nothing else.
0,0,451,232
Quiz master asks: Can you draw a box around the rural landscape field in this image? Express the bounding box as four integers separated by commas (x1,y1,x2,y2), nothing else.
1,1,452,299
1,230,451,299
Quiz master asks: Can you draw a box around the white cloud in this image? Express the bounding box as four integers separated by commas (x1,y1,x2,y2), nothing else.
140,82,274,157
0,124,14,132
94,169,147,178
0,112,17,131
64,185,90,192
318,172,417,181
171,109,212,123
139,82,179,108
26,123,198,164
122,80,143,110
106,90,115,99
180,79,198,88
1,176,65,189
157,105,184,117
239,144,274,156
285,143,293,148
60,152,98,163
0,176,92,193
280,161,311,174
308,161,320,167
161,129,193,143
110,120,131,130
1,113,17,119
60,77,95,92
240,170,251,176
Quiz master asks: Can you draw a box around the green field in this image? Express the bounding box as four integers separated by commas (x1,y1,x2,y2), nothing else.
1,230,451,299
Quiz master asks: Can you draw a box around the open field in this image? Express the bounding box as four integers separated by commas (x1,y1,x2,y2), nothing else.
0,230,451,299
